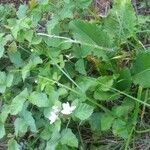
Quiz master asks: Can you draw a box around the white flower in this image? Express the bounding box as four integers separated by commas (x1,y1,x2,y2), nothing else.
48,111,58,124
48,106,60,124
52,106,60,113
61,102,76,115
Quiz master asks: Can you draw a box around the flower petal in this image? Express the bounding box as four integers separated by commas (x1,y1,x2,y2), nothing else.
70,106,76,111
49,112,58,124
52,106,60,113
61,102,76,115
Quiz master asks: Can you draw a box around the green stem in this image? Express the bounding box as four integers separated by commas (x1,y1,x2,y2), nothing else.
141,89,149,121
136,128,150,133
77,122,84,149
124,86,143,150
98,81,150,107
38,76,110,113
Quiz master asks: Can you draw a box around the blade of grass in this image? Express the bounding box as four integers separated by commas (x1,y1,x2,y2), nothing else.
141,89,149,122
98,81,150,107
135,128,150,133
125,86,143,150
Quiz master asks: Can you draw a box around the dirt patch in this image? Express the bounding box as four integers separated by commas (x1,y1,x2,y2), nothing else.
0,0,28,8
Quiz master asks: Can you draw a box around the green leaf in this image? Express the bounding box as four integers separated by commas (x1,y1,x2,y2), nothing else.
102,0,137,44
112,119,129,139
14,118,28,136
8,51,23,67
0,71,7,93
8,139,20,150
116,68,132,90
22,54,42,81
29,92,49,107
101,113,114,131
6,73,14,87
132,52,150,88
22,63,32,81
61,128,78,148
89,113,101,131
10,88,29,115
29,54,43,66
0,123,5,139
59,4,73,20
0,105,10,123
70,20,113,48
75,59,86,75
47,18,59,34
24,30,33,42
0,72,14,93
74,0,92,9
97,76,114,91
94,90,119,101
20,110,37,132
46,131,61,150
11,24,20,39
31,35,42,45
74,103,94,120
0,44,4,58
112,105,131,117
8,41,17,52
76,76,97,93
39,0,49,5
17,4,28,19
40,126,53,140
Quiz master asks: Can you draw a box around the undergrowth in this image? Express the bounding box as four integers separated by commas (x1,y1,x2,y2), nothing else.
0,0,150,149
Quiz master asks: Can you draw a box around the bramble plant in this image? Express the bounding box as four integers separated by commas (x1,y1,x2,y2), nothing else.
0,0,150,149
